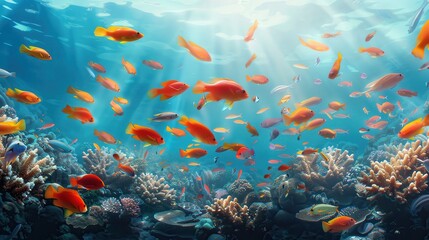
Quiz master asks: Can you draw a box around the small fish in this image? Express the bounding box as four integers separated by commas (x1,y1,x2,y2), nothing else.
270,85,292,94
263,174,271,179
142,60,163,70
236,147,255,159
113,97,129,105
225,114,242,120
93,143,100,151
94,129,116,144
234,119,247,125
86,67,96,78
166,126,186,137
179,187,186,200
365,31,376,42
48,140,73,153
6,88,41,104
313,78,322,85
67,86,94,103
88,61,106,73
112,153,121,161
244,20,258,42
110,100,123,116
315,57,320,65
246,122,259,136
4,141,26,167
213,157,219,163
121,57,136,75
70,174,104,190
195,95,207,110
237,169,242,180
246,75,269,84
292,75,301,83
362,134,374,140
214,127,230,133
126,123,164,145
0,68,16,78
252,96,260,103
96,75,120,92
328,52,342,79
118,163,135,176
278,164,291,171
179,148,207,158
148,80,189,101
268,159,281,164
179,116,217,145
257,107,269,114
310,204,338,216
150,112,179,122
360,73,367,79
38,123,55,130
94,26,143,43
245,53,256,68
419,62,429,70
188,162,201,166
270,129,280,141
359,128,370,133
293,63,309,69
204,184,211,195
298,37,329,51
319,128,336,139
19,44,51,60
398,114,429,139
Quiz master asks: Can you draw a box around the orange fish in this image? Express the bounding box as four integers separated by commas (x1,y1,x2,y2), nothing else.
295,97,322,108
237,169,243,180
126,123,164,145
180,166,189,172
110,100,124,116
94,129,116,144
193,78,248,108
246,122,259,137
245,53,256,68
0,120,25,135
44,185,87,217
196,176,202,181
278,164,291,171
283,107,314,126
113,153,121,161
268,159,281,164
96,75,120,92
299,148,319,155
179,116,217,145
159,148,166,156
319,128,337,139
113,97,128,105
179,148,207,158
244,20,258,42
298,37,329,52
19,44,51,60
359,47,384,57
412,20,429,59
6,88,41,104
212,167,225,172
88,61,106,73
398,114,429,139
376,102,395,114
148,80,189,101
122,57,136,75
328,52,342,79
246,75,269,85
62,105,94,124
118,163,135,176
93,143,100,151
70,174,104,190
94,26,143,43
178,35,211,61
67,86,94,103
302,118,326,131
322,216,356,233
328,101,346,111
257,182,268,187
321,32,341,38
204,184,211,195
166,126,186,137
142,60,163,70
223,143,246,151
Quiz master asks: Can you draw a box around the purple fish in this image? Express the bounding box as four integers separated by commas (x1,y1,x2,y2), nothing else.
313,78,322,85
419,62,429,70
360,73,367,79
270,129,280,141
315,57,320,65
261,118,282,128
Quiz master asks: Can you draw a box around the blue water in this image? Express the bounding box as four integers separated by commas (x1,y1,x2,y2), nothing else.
2,0,429,239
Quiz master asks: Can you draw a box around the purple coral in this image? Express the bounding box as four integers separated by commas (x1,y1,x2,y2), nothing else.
120,197,140,217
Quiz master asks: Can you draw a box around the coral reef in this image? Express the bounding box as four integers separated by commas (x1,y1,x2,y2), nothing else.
227,179,254,203
358,139,429,203
134,173,176,209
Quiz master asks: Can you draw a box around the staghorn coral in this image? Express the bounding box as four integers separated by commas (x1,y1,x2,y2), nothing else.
134,173,176,208
82,148,135,190
0,142,56,202
358,139,429,203
293,146,354,197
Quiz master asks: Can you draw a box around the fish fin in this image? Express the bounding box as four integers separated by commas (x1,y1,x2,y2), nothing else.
192,80,206,94
19,44,28,53
5,88,15,98
161,80,178,87
120,41,127,44
412,46,425,60
147,88,160,99
322,221,330,232
94,27,107,37
337,52,342,60
376,103,382,112
179,149,186,157
341,104,346,110
143,143,151,147
423,114,429,126
358,47,365,53
95,75,103,83
66,86,76,95
282,114,292,126
16,119,26,131
177,35,188,49
44,185,57,199
125,123,135,135
69,176,78,187
62,105,73,115
178,115,189,126
298,37,307,47
64,209,74,218
225,100,234,109
246,75,251,82
205,93,221,102
160,95,172,101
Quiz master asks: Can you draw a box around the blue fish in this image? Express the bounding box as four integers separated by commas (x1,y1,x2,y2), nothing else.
47,140,73,153
4,141,27,166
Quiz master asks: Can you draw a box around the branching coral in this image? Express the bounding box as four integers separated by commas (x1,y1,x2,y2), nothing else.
293,147,354,196
134,173,176,208
358,139,429,203
0,142,56,202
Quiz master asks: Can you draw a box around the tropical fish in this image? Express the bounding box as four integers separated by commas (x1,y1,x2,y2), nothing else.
236,147,254,159
298,37,329,51
179,116,217,145
113,97,128,104
178,35,211,61
328,52,342,79
246,75,269,84
3,141,26,166
296,97,322,108
38,123,55,130
412,19,429,59
256,107,269,114
96,75,120,92
328,101,346,111
62,105,94,124
118,163,135,176
150,112,179,122
270,129,280,141
70,174,104,190
44,185,87,217
261,118,283,128
67,86,94,103
47,140,73,153
179,148,207,158
278,95,291,105
359,47,384,57
193,78,248,108
244,20,258,42
397,89,418,97
195,95,207,110
223,143,246,151
225,114,242,120
237,169,243,180
298,148,319,155
142,60,163,70
94,130,116,144
322,216,356,233
246,122,259,136
278,164,291,171
6,88,41,104
214,127,230,133
310,204,338,216
302,118,326,131
283,107,314,126
93,143,100,151
361,73,404,95
94,26,143,43
365,31,376,42
122,57,136,75
0,68,15,78
245,53,256,68
376,102,395,114
148,80,189,101
19,44,51,60
398,114,429,139
166,126,186,137
88,61,106,73
318,128,336,139
126,123,164,145
322,32,341,38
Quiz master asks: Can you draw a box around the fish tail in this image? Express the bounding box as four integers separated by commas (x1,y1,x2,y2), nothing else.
94,129,99,136
5,88,15,98
376,103,382,112
70,176,78,187
44,185,57,199
246,75,251,82
341,103,346,110
322,221,330,232
179,149,186,158
192,80,206,94
16,119,26,131
166,126,172,133
282,114,292,126
337,52,342,60
178,115,189,126
95,75,104,83
177,35,188,49
94,27,107,37
423,114,429,126
147,88,161,99
298,37,307,47
412,46,425,59
358,47,365,53
125,123,134,135
10,72,16,78
62,105,73,115
19,44,28,53
66,86,76,95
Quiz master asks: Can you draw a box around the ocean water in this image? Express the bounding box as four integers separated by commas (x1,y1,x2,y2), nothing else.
1,0,429,239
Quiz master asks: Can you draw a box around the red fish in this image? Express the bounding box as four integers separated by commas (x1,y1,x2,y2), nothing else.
237,169,243,180
62,105,94,124
88,61,106,73
70,174,104,190
118,163,135,177
193,78,248,108
44,185,87,217
148,80,189,101
278,164,291,171
204,184,211,195
179,116,217,145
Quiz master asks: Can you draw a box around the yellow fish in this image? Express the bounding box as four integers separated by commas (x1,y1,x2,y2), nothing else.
188,162,201,166
19,44,51,60
0,119,26,135
214,127,230,133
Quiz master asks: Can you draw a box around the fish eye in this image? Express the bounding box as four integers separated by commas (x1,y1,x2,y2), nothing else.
242,90,246,93
160,138,164,141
